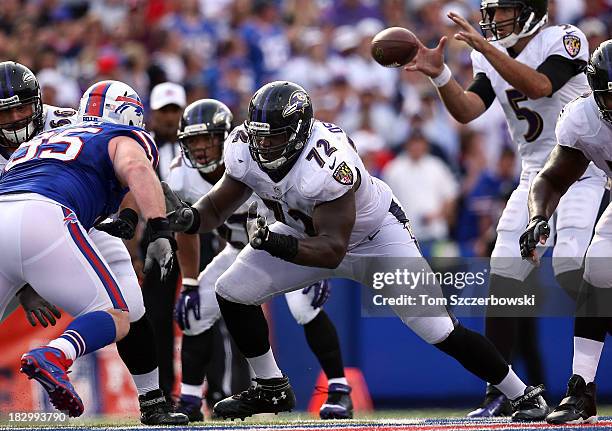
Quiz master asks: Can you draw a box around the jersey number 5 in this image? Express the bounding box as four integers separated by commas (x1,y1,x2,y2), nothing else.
506,89,544,142
5,127,101,171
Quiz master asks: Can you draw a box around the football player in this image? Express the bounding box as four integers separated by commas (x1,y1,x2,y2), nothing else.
405,0,607,416
521,40,612,425
0,75,187,424
163,81,548,421
169,99,352,420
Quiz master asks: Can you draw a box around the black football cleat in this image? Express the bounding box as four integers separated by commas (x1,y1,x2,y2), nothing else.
546,374,597,424
467,384,512,417
510,384,549,421
139,389,189,425
176,394,204,422
320,383,353,419
213,376,296,420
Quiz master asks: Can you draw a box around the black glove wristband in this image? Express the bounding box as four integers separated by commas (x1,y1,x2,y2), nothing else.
145,217,176,249
185,207,201,234
119,208,139,227
530,215,548,223
259,231,299,262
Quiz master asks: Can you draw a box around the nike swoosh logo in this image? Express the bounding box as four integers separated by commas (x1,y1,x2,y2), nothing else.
576,176,591,182
329,158,336,170
238,159,244,163
368,230,380,241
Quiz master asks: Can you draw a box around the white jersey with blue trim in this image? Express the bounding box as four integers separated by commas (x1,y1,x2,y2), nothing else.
471,24,589,172
556,93,612,179
0,104,77,170
167,155,268,247
224,121,393,248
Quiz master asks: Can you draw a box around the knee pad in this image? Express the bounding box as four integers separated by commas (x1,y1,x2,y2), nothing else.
285,290,320,325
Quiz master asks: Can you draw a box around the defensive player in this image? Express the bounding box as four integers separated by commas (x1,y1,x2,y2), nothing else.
521,41,612,425
164,81,549,421
0,77,183,423
169,99,352,420
405,0,607,415
0,70,187,424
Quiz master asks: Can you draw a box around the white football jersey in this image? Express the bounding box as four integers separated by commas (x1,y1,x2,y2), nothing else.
0,104,77,169
167,155,266,247
556,94,612,179
471,24,589,172
224,121,394,248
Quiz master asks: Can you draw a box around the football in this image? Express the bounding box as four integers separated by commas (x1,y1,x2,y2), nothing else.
371,27,419,68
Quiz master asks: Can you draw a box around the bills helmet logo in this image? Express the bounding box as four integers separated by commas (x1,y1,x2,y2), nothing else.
563,34,581,58
282,91,309,118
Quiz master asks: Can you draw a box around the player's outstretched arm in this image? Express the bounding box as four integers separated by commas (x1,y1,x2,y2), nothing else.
247,189,355,269
528,144,590,220
448,12,552,99
404,36,486,124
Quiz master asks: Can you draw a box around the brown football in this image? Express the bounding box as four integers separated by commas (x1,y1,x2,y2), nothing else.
371,27,419,68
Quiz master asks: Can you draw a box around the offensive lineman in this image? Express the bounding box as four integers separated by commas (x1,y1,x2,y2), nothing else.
0,71,187,424
169,99,353,420
405,0,607,415
164,81,549,421
521,41,612,425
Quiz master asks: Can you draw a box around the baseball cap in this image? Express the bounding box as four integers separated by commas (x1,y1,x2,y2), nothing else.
150,82,186,110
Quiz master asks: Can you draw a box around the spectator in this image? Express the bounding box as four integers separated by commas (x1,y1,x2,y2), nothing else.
382,130,459,255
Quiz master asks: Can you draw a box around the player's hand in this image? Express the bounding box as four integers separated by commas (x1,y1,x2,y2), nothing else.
16,284,61,327
404,36,447,78
448,12,489,52
174,281,200,331
143,218,177,283
246,201,269,249
302,279,331,308
162,181,200,233
95,208,138,240
519,216,550,265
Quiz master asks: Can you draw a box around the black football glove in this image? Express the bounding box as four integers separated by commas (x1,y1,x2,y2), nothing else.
16,284,61,327
519,215,550,263
162,181,200,233
143,218,177,283
95,208,139,239
246,201,299,261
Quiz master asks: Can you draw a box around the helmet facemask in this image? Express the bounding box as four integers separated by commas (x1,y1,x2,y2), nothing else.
179,129,226,174
479,1,547,48
246,118,309,171
0,98,44,151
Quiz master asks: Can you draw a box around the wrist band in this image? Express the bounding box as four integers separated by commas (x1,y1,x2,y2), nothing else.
261,231,299,262
430,64,452,87
182,278,199,287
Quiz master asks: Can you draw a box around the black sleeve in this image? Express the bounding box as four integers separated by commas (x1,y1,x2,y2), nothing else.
466,72,496,110
537,55,587,95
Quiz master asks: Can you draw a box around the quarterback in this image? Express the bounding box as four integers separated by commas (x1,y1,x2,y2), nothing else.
405,0,607,416
165,81,549,421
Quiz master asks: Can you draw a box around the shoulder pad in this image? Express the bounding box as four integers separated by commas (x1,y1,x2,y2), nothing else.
542,24,588,60
224,126,251,180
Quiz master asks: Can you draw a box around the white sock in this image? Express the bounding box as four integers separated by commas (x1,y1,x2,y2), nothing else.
247,348,283,379
132,368,160,396
328,377,348,386
494,367,527,400
573,336,604,384
181,383,203,398
48,338,77,361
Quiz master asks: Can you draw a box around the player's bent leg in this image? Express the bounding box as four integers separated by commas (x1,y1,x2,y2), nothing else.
285,290,352,419
354,215,548,421
18,203,129,417
213,227,333,420
88,228,188,424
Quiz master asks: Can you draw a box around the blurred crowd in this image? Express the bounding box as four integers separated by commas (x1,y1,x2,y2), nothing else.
1,0,610,257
